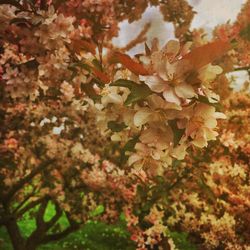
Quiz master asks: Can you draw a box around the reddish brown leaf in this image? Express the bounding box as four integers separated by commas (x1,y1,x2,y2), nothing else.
92,68,110,84
181,40,231,69
115,52,149,76
72,40,96,55
81,40,96,55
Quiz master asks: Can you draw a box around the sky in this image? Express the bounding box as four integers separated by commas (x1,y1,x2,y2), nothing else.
189,0,245,29
113,0,246,51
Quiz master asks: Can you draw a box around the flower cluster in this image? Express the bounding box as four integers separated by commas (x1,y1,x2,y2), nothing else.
95,39,227,176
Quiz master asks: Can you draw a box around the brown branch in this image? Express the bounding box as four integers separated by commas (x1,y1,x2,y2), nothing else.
120,23,151,52
233,66,250,72
12,187,37,215
41,213,80,244
23,199,65,250
25,198,50,249
0,0,23,9
0,0,38,14
1,202,25,249
44,203,62,229
4,217,25,250
15,196,47,218
167,169,191,191
3,159,55,203
0,214,13,225
36,198,49,227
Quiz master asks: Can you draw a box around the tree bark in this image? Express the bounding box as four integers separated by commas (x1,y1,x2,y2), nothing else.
4,218,25,250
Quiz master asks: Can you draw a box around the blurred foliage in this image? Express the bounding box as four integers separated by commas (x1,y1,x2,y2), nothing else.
168,232,197,250
0,202,135,250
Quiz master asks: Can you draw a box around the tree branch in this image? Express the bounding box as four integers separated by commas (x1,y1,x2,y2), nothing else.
36,198,49,227
41,213,80,244
3,159,55,203
0,214,13,225
41,223,80,244
44,203,62,229
15,196,47,218
167,169,191,191
25,198,50,248
233,66,250,72
12,187,37,215
0,0,23,9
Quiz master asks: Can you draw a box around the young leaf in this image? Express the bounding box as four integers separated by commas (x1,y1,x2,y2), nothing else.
89,205,105,217
71,40,96,55
120,135,139,164
115,52,149,76
69,62,91,72
92,68,110,84
168,120,185,147
107,121,127,132
182,40,231,69
111,79,153,105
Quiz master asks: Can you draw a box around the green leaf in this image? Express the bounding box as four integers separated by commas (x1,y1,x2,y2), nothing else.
119,212,126,222
81,83,101,102
69,62,91,72
92,59,103,71
240,24,250,41
23,59,39,69
89,205,105,217
197,174,216,203
196,95,221,110
120,135,139,164
10,17,31,27
107,121,127,132
172,159,181,168
123,136,139,153
168,120,185,147
168,231,197,250
111,79,153,105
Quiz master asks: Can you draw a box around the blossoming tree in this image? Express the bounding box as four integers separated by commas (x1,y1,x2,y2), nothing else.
0,0,249,250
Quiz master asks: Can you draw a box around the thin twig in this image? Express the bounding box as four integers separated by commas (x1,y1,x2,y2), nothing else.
233,66,250,72
120,23,151,52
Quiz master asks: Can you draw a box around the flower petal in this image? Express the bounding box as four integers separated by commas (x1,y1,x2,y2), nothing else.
171,143,187,160
141,75,166,93
192,137,207,148
101,93,123,106
163,88,181,105
204,117,217,128
214,112,227,119
151,52,166,78
128,154,142,166
134,108,152,127
175,82,196,99
162,40,180,57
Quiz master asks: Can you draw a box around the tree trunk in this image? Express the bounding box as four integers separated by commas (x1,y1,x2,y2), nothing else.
25,230,45,250
25,242,38,250
4,218,26,250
